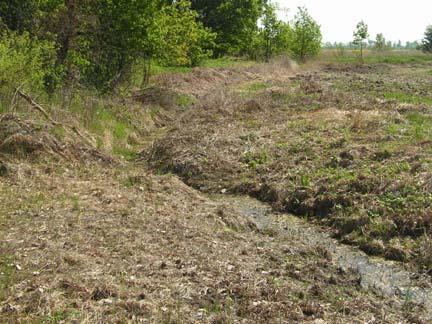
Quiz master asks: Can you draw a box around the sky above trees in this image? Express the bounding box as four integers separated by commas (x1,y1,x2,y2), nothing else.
277,0,432,43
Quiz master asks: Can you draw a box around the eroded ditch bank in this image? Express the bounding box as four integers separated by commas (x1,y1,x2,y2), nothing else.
213,194,432,319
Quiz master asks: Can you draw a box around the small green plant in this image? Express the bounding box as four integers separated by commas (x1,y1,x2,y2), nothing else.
299,174,311,188
71,195,80,211
176,94,195,107
149,107,161,119
242,150,269,169
245,82,269,93
113,145,138,161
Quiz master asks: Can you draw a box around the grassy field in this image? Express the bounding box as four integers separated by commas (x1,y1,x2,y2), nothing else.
320,49,432,64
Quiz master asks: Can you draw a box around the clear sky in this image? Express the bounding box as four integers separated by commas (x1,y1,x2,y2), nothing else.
276,0,432,44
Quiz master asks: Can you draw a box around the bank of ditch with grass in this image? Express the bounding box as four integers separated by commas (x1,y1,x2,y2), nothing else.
148,59,432,273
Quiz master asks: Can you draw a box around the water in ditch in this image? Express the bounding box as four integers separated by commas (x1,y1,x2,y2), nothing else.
212,194,432,319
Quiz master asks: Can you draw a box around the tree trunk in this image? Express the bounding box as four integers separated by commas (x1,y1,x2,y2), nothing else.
142,54,152,87
57,0,76,64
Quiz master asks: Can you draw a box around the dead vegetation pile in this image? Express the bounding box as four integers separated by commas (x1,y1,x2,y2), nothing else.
0,114,111,163
147,63,432,271
155,58,299,99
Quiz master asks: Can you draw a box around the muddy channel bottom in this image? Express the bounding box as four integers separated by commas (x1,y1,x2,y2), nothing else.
211,194,432,319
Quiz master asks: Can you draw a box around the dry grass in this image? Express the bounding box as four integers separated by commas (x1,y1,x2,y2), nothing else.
0,159,420,322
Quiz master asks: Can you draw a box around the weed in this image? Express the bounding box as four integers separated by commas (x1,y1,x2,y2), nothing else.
71,195,80,211
149,106,161,119
244,82,269,93
113,145,138,160
242,150,269,169
176,94,195,107
50,125,66,139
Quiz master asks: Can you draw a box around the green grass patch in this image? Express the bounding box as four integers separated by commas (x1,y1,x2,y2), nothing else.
201,57,254,69
245,82,268,93
113,145,138,161
383,91,432,105
0,256,16,302
176,94,195,107
321,51,432,65
386,111,432,142
151,64,193,76
242,150,269,169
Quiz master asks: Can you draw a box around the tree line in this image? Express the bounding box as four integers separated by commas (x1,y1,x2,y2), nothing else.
325,22,432,56
0,1,322,95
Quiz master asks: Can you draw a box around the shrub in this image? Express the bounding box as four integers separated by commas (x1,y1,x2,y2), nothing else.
0,30,58,102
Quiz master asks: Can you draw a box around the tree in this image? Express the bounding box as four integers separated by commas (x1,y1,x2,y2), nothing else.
289,7,322,62
79,0,161,91
420,25,432,53
252,1,292,62
190,0,265,56
353,21,369,59
152,0,216,68
374,33,387,51
0,0,36,33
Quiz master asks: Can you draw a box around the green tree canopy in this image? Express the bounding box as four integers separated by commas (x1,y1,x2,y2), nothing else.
374,33,388,51
420,25,432,53
190,0,265,56
152,0,216,67
289,7,322,62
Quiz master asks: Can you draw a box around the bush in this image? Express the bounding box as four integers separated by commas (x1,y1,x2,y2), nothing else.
0,30,58,102
153,0,216,67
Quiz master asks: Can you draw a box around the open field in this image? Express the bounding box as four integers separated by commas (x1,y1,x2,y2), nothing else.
1,55,432,322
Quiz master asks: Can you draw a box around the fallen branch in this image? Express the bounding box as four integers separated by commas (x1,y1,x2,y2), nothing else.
16,89,96,147
10,84,25,112
17,90,61,126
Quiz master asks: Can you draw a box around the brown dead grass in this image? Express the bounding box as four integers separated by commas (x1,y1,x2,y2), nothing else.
0,160,418,322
